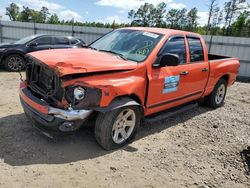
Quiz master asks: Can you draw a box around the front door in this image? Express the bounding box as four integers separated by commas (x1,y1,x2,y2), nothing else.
26,36,53,53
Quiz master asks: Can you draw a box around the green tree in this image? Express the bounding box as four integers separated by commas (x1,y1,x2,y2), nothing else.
47,14,60,24
196,26,207,35
30,9,44,23
231,11,250,36
206,0,219,34
10,5,49,23
111,20,116,29
128,2,167,27
5,3,20,21
132,3,156,27
186,8,199,31
128,10,136,25
207,7,224,35
154,2,166,27
18,6,32,22
166,8,187,29
6,1,250,36
223,0,247,35
40,7,49,23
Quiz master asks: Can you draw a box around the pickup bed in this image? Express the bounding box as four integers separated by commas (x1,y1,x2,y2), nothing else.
19,27,240,150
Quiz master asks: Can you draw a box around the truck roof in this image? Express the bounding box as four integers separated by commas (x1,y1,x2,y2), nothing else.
123,27,202,37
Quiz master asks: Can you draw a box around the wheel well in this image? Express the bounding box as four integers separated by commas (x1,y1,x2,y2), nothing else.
95,95,144,114
111,94,142,105
111,94,144,111
122,94,144,114
220,74,229,84
129,94,143,105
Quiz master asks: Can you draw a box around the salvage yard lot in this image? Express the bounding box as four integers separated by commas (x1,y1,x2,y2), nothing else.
0,71,249,188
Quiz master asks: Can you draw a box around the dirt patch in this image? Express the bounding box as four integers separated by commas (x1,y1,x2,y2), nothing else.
0,72,249,188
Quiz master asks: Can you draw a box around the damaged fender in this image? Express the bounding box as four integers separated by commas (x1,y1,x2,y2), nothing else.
93,97,143,113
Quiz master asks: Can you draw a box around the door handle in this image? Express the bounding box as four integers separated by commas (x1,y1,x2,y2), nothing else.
202,68,209,72
180,71,189,75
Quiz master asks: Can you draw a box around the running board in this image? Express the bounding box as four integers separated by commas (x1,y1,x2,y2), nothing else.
145,102,198,123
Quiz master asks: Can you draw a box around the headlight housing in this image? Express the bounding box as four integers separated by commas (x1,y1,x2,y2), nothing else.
0,48,6,52
65,85,101,109
74,87,85,100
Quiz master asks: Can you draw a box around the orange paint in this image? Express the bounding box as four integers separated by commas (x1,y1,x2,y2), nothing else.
19,83,49,114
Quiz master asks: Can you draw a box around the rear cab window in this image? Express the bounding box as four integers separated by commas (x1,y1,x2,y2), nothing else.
187,37,204,63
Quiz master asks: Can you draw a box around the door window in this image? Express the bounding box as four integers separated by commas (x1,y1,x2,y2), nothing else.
55,37,70,45
187,37,204,62
161,37,186,65
33,37,52,46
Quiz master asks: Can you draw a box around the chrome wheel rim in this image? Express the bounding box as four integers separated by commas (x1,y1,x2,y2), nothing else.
8,56,23,71
112,109,136,144
215,84,225,104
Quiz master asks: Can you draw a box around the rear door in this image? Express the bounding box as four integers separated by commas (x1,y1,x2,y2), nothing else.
184,36,209,96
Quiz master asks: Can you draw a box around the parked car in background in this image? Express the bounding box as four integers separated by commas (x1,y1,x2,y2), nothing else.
0,34,86,71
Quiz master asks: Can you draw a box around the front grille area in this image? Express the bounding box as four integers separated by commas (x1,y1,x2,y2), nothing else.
26,57,64,105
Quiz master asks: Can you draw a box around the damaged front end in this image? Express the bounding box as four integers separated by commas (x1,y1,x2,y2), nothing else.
25,57,65,107
20,56,99,135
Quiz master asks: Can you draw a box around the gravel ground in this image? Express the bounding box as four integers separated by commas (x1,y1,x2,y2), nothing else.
0,71,249,188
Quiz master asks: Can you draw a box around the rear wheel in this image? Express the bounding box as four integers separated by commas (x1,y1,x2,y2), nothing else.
95,105,141,150
204,79,227,109
4,54,25,72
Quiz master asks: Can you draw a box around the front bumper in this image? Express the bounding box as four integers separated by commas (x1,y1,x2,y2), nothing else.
48,106,92,121
19,82,93,136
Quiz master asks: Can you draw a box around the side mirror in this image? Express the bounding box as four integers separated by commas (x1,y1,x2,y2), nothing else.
28,42,38,47
153,53,180,68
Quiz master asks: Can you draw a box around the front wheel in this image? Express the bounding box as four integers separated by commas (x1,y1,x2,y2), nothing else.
95,106,141,150
4,54,25,72
204,79,227,109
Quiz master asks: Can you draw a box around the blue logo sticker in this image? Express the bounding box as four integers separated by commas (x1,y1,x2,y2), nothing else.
163,76,180,94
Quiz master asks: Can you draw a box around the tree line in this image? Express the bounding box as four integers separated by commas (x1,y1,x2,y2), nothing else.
4,3,129,28
128,0,249,37
4,1,250,37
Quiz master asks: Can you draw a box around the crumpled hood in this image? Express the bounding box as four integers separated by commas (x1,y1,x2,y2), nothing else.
28,48,137,76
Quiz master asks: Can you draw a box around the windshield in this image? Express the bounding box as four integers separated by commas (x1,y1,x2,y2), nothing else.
89,29,163,62
14,35,37,44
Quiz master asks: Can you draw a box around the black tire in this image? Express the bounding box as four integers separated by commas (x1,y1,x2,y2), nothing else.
95,105,141,150
204,79,227,109
4,54,25,72
197,98,205,106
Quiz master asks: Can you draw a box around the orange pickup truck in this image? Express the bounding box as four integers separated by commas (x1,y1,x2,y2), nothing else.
19,27,240,150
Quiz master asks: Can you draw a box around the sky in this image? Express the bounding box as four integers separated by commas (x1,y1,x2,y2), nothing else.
0,0,241,26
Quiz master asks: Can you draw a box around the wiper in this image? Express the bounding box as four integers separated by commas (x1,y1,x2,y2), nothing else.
99,50,128,61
